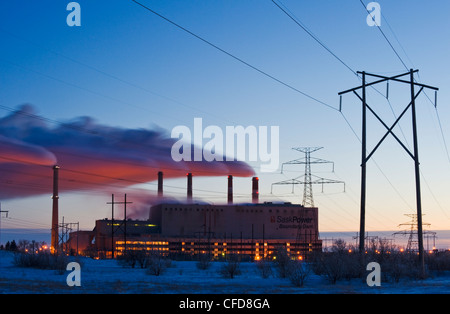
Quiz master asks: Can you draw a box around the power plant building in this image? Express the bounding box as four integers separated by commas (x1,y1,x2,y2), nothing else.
151,202,318,241
66,175,322,259
69,202,321,260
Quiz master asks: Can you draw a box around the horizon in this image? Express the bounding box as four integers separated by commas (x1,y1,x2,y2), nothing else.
1,1,450,243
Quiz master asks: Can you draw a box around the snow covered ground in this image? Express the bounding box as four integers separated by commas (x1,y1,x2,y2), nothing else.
1,250,450,294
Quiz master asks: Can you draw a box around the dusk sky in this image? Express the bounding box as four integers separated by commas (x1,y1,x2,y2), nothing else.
1,0,450,241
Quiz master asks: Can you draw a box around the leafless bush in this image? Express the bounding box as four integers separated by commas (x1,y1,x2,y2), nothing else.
219,254,241,279
312,238,428,284
426,251,450,273
311,239,360,284
256,259,273,279
287,260,310,287
196,253,212,270
273,247,292,278
13,251,68,274
117,250,148,269
146,253,171,276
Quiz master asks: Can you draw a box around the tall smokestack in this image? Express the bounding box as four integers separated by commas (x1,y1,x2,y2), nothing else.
157,171,163,197
252,177,259,204
51,165,60,254
187,173,193,201
228,175,233,204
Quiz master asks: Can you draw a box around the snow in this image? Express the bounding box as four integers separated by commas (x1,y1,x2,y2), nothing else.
1,250,450,294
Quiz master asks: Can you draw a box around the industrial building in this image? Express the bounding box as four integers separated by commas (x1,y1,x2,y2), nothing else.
67,201,321,260
65,174,322,259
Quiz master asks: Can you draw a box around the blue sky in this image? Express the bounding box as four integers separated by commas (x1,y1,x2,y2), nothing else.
1,0,450,240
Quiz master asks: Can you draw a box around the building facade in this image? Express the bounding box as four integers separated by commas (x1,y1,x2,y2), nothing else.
68,202,322,260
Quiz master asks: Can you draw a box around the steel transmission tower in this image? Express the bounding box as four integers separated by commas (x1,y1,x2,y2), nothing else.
393,214,435,253
339,69,439,276
271,147,345,207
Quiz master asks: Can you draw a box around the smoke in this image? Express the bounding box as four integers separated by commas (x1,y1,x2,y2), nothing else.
0,105,255,213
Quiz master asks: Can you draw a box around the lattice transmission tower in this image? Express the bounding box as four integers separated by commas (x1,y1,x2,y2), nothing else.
271,147,345,207
393,214,435,253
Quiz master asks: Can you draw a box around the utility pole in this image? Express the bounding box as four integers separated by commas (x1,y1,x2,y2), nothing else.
339,69,439,276
51,165,60,255
107,194,132,258
58,217,79,255
0,203,9,248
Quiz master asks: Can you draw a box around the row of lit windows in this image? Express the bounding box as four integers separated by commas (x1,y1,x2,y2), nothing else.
116,241,169,245
162,207,311,215
116,247,169,251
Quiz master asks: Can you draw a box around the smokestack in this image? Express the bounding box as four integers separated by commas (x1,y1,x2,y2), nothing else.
51,165,60,254
227,175,233,204
187,173,193,201
252,176,259,204
157,171,163,197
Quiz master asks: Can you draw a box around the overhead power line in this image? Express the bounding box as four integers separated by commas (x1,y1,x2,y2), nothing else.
131,0,337,111
271,0,357,76
358,0,409,71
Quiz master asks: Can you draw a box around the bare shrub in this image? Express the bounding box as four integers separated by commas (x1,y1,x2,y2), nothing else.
426,251,450,272
196,253,212,270
287,260,310,287
256,259,273,279
146,253,171,276
13,251,68,274
311,239,360,284
117,250,148,269
273,247,292,278
219,254,241,279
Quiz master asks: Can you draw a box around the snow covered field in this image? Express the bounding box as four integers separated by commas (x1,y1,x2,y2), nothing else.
1,250,450,294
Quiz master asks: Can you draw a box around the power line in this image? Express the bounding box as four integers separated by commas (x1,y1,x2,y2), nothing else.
358,0,409,71
130,0,423,214
0,28,234,125
271,0,357,76
131,0,337,112
358,1,450,219
0,58,182,124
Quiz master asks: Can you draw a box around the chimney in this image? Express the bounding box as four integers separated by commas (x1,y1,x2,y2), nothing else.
187,173,193,200
157,171,163,197
51,165,60,254
227,175,233,204
252,177,259,204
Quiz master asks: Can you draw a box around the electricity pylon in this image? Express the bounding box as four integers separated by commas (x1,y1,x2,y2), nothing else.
271,147,345,207
339,69,438,277
393,214,435,253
